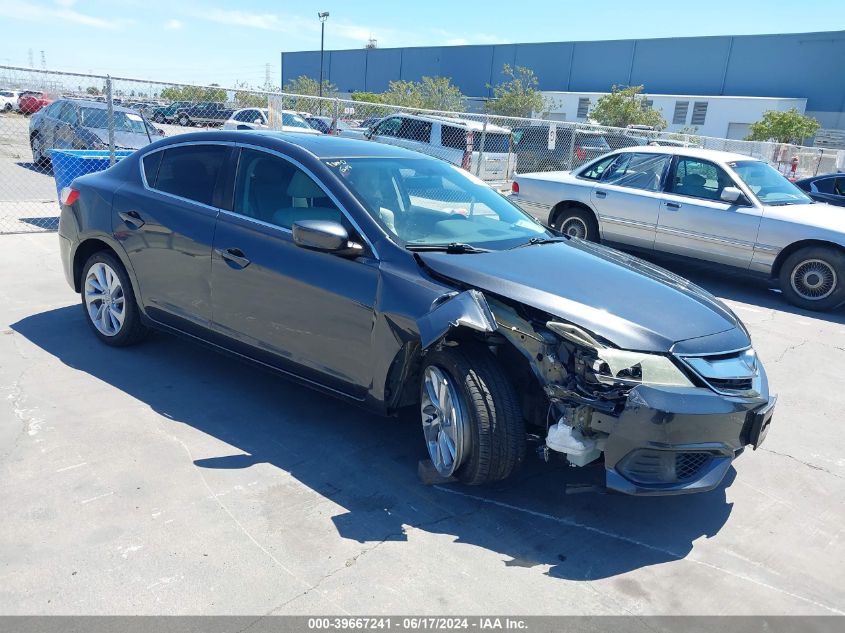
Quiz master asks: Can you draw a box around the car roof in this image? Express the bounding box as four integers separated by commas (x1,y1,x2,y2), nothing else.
149,129,440,160
58,98,143,114
612,144,758,164
386,112,511,134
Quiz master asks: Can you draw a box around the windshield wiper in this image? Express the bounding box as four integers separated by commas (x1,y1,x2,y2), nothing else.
405,242,491,254
508,236,569,250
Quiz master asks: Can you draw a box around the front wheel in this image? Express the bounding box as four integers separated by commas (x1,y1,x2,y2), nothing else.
778,246,845,311
152,112,164,123
81,251,148,346
420,345,525,485
30,134,49,167
553,206,599,242
178,114,191,126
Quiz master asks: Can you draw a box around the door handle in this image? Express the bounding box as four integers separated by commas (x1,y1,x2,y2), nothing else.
118,210,145,229
216,247,251,269
664,202,681,210
595,190,607,199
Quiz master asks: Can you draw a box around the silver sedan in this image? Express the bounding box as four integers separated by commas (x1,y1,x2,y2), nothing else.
512,146,845,311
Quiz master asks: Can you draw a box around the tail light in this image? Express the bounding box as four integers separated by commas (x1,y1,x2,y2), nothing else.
575,146,586,161
61,186,79,206
461,131,474,171
511,181,520,194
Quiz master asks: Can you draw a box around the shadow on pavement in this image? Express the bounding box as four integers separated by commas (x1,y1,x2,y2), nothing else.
15,161,52,175
13,305,735,581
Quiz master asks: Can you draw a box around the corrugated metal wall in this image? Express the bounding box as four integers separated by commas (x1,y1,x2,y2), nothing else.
281,31,845,126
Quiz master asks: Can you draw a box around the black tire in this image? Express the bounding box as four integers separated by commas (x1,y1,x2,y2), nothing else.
178,114,191,127
422,344,525,485
3,103,11,112
80,251,148,346
30,134,50,167
152,112,164,123
778,246,845,311
554,206,599,242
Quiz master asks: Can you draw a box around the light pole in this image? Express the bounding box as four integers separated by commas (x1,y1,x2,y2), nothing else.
318,12,329,103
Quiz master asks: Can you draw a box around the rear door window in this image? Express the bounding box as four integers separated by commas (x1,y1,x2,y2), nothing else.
142,151,163,186
153,144,229,206
473,133,510,153
603,152,671,192
398,118,432,143
441,125,467,150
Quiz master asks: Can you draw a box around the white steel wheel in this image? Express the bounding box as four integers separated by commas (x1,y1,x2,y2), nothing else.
789,258,837,301
84,262,126,337
420,366,468,478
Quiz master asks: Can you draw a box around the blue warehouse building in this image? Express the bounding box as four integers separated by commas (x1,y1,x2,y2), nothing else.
281,30,845,131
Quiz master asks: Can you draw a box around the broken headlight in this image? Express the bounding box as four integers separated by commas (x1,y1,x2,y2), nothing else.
592,349,694,388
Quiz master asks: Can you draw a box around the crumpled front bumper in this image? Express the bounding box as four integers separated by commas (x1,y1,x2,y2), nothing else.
601,365,774,496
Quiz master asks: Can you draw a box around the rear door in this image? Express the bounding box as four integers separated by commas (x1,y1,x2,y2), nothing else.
210,147,379,398
656,156,762,268
114,142,230,334
589,151,672,249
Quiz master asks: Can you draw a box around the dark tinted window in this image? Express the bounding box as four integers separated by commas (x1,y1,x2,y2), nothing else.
153,144,228,206
142,151,163,185
472,132,510,153
812,178,835,194
375,117,401,137
233,148,342,230
398,118,432,142
233,110,252,122
441,125,467,150
835,178,845,196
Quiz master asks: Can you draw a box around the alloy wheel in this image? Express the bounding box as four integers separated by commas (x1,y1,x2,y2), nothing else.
31,136,43,163
790,258,837,301
420,366,468,477
84,262,126,336
560,216,588,239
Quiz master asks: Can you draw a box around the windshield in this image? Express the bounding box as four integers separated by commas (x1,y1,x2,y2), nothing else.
80,107,148,135
731,160,813,205
324,157,548,250
281,112,310,129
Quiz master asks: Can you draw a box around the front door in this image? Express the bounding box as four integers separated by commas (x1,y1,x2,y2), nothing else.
210,147,379,399
656,156,763,269
114,143,231,334
590,151,672,250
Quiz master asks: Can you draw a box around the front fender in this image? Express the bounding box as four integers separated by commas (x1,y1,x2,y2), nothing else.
417,289,498,350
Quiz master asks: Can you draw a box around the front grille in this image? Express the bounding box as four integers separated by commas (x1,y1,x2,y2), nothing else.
675,452,710,481
617,449,713,485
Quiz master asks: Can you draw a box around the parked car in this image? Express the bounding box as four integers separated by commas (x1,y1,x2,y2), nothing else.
365,113,516,182
174,101,235,127
795,173,845,207
18,91,52,115
0,89,21,111
149,101,194,124
222,108,320,134
598,131,649,150
29,98,161,165
512,145,845,311
304,115,356,135
57,130,774,496
512,125,610,173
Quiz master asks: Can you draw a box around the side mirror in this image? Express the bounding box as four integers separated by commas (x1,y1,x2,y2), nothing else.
155,127,165,136
720,186,744,204
292,220,363,256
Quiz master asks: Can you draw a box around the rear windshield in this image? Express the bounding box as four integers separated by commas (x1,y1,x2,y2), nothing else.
473,132,511,154
80,107,148,134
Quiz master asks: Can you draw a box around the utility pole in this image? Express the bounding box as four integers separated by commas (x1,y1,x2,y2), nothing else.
318,12,329,100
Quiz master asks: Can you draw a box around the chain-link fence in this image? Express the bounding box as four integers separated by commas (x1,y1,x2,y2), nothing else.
2,64,843,234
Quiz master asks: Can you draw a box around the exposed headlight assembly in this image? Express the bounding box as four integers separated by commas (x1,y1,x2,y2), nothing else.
546,321,694,388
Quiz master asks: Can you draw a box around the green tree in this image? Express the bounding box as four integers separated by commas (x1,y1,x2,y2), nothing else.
485,65,546,118
745,108,820,144
232,82,269,108
351,91,384,103
381,76,465,111
589,85,667,130
283,75,337,98
86,86,100,96
159,84,227,103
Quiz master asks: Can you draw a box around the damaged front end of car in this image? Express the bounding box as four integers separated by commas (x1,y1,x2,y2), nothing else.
418,289,774,496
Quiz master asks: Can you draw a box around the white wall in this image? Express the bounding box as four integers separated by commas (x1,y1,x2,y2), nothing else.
541,92,808,139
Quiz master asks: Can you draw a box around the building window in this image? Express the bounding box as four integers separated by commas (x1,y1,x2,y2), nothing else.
673,101,689,125
576,97,590,119
691,101,708,126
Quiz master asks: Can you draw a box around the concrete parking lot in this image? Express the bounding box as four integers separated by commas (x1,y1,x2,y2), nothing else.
0,230,844,615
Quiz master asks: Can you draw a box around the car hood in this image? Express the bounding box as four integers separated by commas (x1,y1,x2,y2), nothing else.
88,128,151,150
418,239,747,353
763,201,845,232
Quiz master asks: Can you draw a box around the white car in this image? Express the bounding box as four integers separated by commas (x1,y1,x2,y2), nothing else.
512,145,845,311
0,89,20,112
222,108,320,134
364,113,516,182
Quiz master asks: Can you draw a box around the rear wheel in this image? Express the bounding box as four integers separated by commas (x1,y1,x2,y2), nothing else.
152,112,164,123
778,246,845,311
420,345,525,485
178,114,191,127
81,251,148,346
554,206,599,242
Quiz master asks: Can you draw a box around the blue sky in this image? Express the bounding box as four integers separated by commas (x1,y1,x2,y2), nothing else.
0,0,842,87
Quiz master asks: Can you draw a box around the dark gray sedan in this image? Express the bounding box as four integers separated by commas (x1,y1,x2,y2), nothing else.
57,131,774,496
795,173,845,207
29,98,161,165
